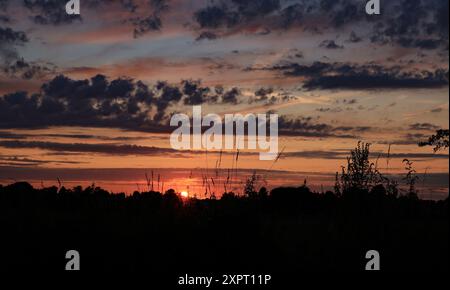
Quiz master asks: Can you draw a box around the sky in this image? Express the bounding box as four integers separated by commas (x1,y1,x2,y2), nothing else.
0,0,448,198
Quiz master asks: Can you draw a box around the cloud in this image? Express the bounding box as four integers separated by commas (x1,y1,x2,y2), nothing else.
0,140,189,156
304,69,449,90
265,61,449,90
130,14,162,38
22,0,82,25
430,108,444,113
195,31,218,41
397,38,444,50
0,155,83,166
347,31,362,43
319,40,344,49
89,0,170,38
1,1,170,79
370,0,448,49
0,25,54,80
0,73,364,138
273,149,449,160
0,15,10,23
0,130,149,141
192,0,302,32
409,123,440,131
330,1,360,27
0,74,164,130
2,140,447,162
1,0,169,38
0,73,443,139
194,6,233,29
194,0,281,29
0,0,9,8
0,131,28,139
3,58,56,79
0,74,251,132
0,26,28,66
378,133,429,146
2,0,448,53
222,87,240,104
0,26,28,44
190,0,448,51
277,115,360,138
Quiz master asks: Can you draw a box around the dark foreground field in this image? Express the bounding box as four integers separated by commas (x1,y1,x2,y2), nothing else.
0,181,448,272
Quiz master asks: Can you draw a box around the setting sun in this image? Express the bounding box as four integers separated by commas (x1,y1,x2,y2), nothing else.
180,191,189,198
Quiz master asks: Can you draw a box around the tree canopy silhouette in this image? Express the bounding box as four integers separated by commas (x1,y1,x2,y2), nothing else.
419,129,449,152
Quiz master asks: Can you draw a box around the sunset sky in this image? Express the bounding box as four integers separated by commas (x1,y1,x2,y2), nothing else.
0,0,448,198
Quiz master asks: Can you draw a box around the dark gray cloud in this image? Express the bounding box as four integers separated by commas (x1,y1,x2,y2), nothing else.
0,26,39,79
195,31,218,41
192,0,448,51
2,0,447,52
0,23,53,80
0,154,84,166
0,130,149,141
277,115,360,138
0,74,368,138
222,87,240,104
193,0,314,31
397,38,444,50
430,108,444,113
370,0,448,49
319,40,344,49
182,79,211,105
333,126,372,133
0,74,243,132
347,31,362,43
409,123,440,131
22,0,81,25
92,0,170,37
265,61,449,90
194,6,234,29
0,0,8,8
1,73,443,139
0,26,28,44
0,15,10,23
0,131,28,139
0,0,169,38
316,107,343,113
378,133,429,146
194,0,281,29
3,58,56,79
282,150,448,160
0,26,28,64
0,140,187,156
2,140,446,161
249,87,275,104
130,15,162,38
0,74,165,130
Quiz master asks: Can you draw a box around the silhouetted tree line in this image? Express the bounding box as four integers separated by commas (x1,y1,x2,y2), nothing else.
0,142,448,272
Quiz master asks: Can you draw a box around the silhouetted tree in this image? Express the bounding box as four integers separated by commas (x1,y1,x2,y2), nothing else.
244,171,258,198
335,142,398,197
336,142,381,193
162,188,182,209
0,175,448,272
221,192,236,201
419,129,449,152
258,187,268,199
